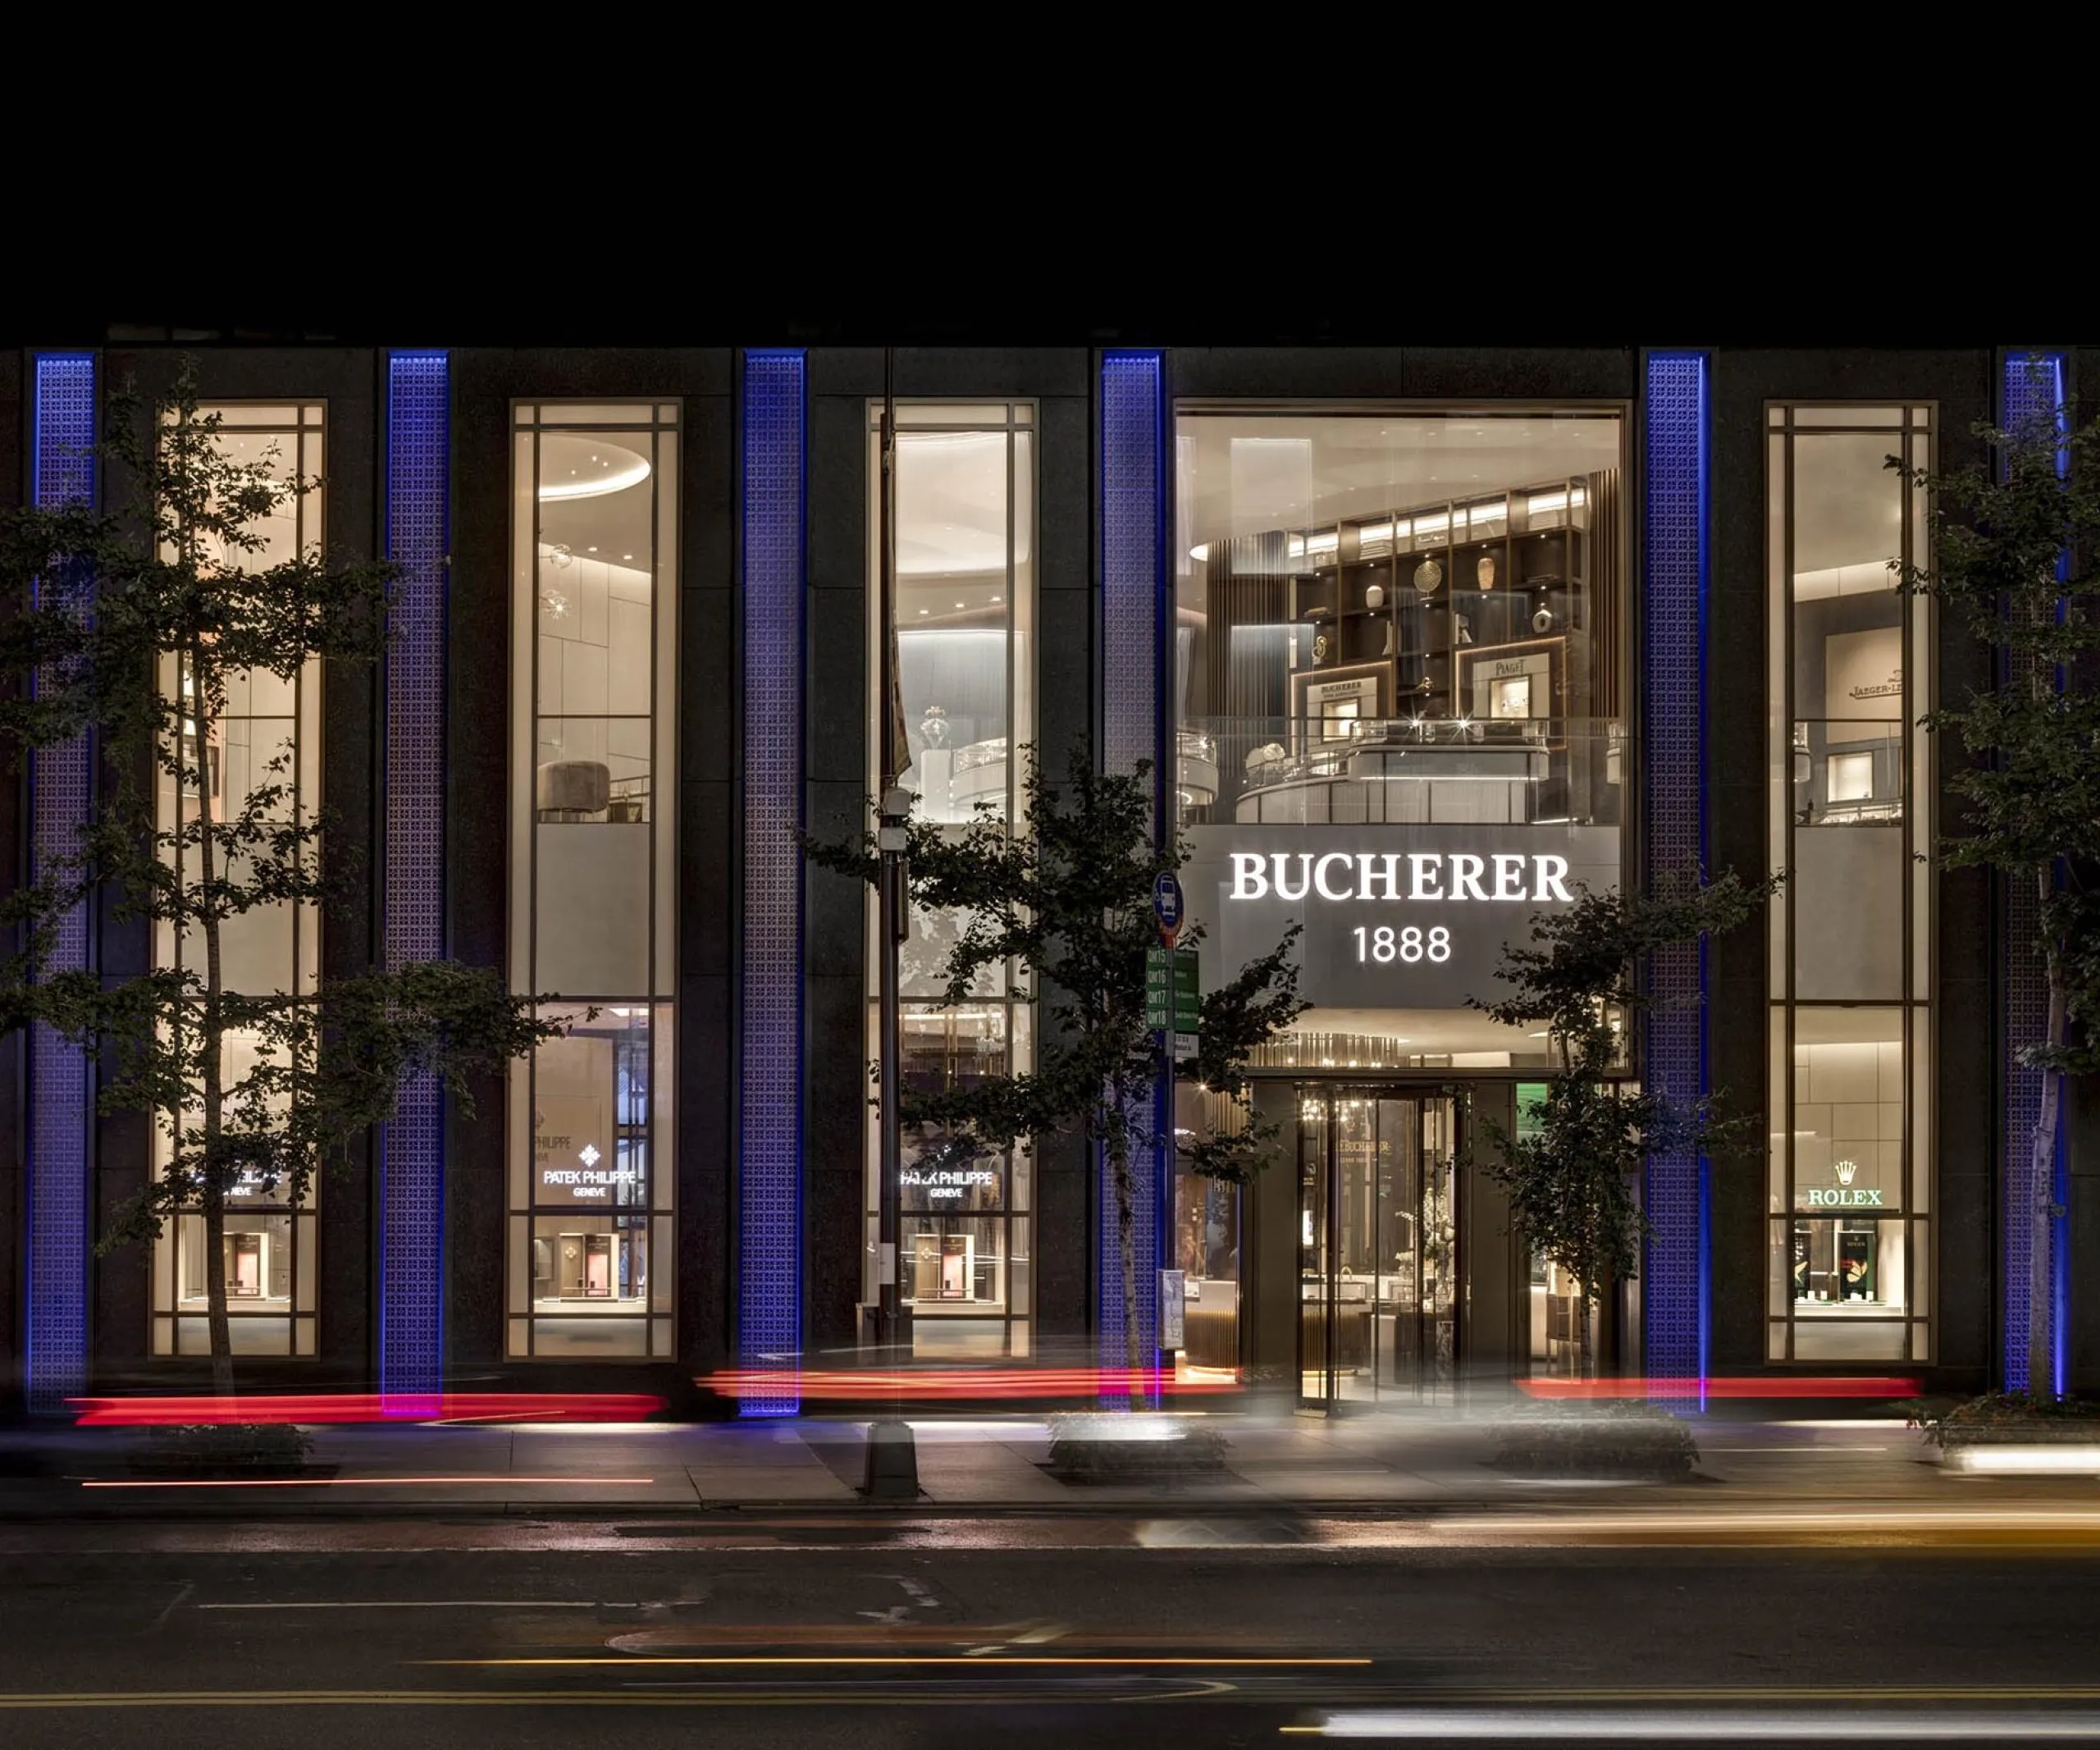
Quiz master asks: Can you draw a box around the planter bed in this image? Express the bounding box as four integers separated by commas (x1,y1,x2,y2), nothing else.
1489,1400,1701,1482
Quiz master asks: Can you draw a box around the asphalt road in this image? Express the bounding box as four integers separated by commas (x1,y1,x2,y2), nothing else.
3,1519,2100,1746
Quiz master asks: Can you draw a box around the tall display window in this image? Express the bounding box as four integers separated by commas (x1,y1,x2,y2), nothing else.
1171,408,1631,1390
507,402,678,1359
151,403,324,1359
1171,410,1629,1070
864,401,1036,1358
1766,405,1934,1364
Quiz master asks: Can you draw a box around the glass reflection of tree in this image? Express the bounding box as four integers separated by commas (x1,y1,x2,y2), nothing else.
1421,1113,1459,1381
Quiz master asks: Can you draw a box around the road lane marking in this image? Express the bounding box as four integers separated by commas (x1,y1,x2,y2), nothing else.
1287,1707,2100,1739
196,1600,600,1610
428,1656,1369,1667
0,1689,1240,1709
80,1476,655,1488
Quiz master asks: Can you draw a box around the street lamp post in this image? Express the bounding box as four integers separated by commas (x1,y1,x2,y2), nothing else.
865,352,918,1500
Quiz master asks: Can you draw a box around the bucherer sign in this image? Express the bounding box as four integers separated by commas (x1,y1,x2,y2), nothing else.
1183,824,1620,1012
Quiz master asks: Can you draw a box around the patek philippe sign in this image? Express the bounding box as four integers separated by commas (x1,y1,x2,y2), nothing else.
901,1162,1004,1212
1182,824,1620,1011
534,1094,643,1206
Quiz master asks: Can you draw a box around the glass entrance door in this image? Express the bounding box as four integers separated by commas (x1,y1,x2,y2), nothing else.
1298,1087,1459,1409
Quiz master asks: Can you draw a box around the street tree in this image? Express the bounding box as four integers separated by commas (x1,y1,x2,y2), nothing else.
806,744,1304,1396
1468,872,1776,1376
1893,375,2100,1392
0,363,568,1396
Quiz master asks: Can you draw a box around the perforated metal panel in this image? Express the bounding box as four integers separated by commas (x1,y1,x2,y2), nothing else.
738,351,805,1416
1641,352,1710,1401
1098,351,1164,1393
1999,350,2067,1394
381,353,449,1411
25,354,97,1415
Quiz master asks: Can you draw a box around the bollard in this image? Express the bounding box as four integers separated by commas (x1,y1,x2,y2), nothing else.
861,1419,920,1501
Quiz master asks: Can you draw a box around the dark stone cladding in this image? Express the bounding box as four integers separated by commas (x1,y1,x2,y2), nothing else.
70,349,382,1389
450,350,733,1378
1,350,21,1409
1707,350,1993,1390
803,350,1092,1351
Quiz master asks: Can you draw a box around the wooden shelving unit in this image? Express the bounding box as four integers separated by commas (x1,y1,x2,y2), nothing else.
1289,477,1596,722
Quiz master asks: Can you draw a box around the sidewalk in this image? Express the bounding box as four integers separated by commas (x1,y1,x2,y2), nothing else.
0,1405,2063,1519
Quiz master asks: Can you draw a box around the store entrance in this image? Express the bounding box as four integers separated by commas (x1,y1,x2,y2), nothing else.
1297,1087,1459,1408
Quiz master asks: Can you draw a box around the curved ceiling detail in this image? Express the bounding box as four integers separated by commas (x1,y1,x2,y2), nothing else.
538,434,652,501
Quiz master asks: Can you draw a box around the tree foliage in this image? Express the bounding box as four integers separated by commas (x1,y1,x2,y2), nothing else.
1892,366,2100,1391
0,362,568,1391
1893,382,2100,1076
1467,871,1777,1368
804,743,1305,1378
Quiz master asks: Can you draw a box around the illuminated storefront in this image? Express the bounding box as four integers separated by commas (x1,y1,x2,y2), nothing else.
1171,408,1632,1397
0,338,2060,1408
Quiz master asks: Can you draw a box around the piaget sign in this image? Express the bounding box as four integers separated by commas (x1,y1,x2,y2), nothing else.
1183,824,1619,1012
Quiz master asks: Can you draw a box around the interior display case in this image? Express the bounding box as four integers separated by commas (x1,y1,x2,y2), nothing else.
226,1231,267,1299
1288,476,1603,724
911,1229,980,1302
1180,462,1625,840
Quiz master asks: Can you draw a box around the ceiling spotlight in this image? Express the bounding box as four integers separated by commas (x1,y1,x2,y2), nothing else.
622,553,632,560
955,601,966,609
990,594,1002,602
587,546,597,552
918,608,929,616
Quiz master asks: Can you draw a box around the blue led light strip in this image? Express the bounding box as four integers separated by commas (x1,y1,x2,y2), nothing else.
1641,353,1710,1406
24,354,97,1415
380,353,450,1412
1998,350,2067,1395
738,351,806,1416
1099,351,1165,1400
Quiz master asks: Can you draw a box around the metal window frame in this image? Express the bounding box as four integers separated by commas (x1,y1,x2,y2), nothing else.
1765,401,1936,1368
508,398,680,1362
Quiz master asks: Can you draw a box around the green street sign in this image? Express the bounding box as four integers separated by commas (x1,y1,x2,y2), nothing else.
1145,946,1201,1035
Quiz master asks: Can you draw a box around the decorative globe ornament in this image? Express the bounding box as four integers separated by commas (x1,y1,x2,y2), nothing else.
1412,557,1443,596
920,703,950,749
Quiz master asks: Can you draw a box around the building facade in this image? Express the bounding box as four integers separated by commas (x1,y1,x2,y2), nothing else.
2,340,2093,1414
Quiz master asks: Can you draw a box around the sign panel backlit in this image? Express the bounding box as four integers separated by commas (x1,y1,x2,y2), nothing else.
1183,824,1619,1012
534,1094,644,1205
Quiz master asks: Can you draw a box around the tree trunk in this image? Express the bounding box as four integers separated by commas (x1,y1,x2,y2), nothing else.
2031,893,2066,1396
202,1182,234,1397
1108,1126,1143,1407
190,643,233,1398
